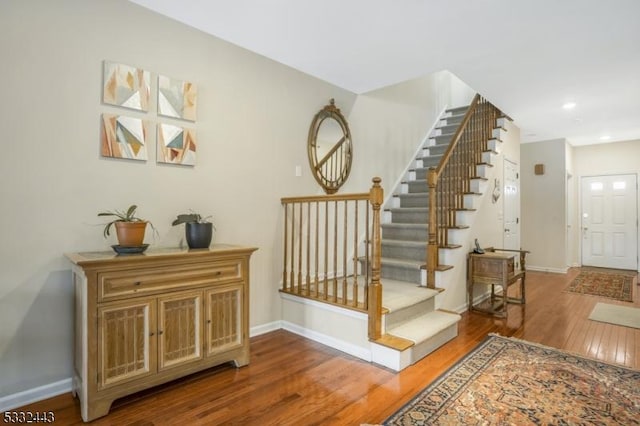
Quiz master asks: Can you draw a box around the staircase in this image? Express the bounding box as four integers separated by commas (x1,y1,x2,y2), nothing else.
280,96,506,372
371,104,497,371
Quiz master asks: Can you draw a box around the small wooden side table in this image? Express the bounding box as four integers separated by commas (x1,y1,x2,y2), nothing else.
467,251,526,317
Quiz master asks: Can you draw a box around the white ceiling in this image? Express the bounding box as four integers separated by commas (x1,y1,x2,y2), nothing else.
130,0,640,146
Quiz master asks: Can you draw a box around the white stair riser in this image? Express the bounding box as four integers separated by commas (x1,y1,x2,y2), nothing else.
385,298,436,329
410,323,459,364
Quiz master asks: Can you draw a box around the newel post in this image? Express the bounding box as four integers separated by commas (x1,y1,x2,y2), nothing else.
368,177,383,340
427,168,438,289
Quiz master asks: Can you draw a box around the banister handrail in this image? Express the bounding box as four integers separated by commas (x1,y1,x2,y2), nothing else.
426,95,502,288
281,192,370,204
434,94,481,177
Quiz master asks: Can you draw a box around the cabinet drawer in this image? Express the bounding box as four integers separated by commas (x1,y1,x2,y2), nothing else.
98,260,242,302
471,256,515,284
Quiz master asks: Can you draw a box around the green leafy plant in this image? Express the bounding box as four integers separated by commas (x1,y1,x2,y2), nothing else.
172,211,214,227
98,204,154,238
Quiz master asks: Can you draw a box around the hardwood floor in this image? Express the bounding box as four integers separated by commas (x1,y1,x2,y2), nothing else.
11,268,639,425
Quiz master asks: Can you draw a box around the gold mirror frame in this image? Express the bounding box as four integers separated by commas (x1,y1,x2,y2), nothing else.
307,99,353,194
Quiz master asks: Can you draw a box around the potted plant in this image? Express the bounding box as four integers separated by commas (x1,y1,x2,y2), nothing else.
98,204,154,248
172,212,214,249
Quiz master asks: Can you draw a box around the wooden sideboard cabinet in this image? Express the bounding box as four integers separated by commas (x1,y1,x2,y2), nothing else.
66,245,257,422
467,251,525,318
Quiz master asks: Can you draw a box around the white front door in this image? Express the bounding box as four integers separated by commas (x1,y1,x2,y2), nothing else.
581,174,638,270
503,159,520,266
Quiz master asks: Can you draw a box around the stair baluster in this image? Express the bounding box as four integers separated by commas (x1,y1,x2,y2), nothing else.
280,177,384,340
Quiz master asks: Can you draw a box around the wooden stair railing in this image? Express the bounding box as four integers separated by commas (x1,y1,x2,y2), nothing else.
280,177,384,340
426,95,503,288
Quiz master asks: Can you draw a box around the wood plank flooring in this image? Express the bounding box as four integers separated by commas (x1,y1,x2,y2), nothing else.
10,268,639,425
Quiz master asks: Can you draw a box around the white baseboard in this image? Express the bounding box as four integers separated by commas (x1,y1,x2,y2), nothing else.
451,301,470,314
0,378,72,412
281,321,372,362
250,321,282,337
526,265,568,274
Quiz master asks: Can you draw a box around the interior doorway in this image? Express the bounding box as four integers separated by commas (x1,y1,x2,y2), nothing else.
580,174,638,270
503,158,520,266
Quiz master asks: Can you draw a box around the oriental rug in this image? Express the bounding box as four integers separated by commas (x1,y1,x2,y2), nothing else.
565,268,636,302
383,334,640,425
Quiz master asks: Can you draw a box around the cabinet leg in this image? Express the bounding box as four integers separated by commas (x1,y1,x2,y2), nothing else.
233,350,250,367
81,397,114,422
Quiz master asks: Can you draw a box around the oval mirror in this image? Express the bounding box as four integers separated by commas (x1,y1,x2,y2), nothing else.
307,99,353,194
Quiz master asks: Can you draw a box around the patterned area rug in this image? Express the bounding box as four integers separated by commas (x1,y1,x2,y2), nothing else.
566,269,635,302
384,335,640,425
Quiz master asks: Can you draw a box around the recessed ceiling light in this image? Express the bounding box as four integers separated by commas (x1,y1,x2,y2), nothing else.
562,102,576,110
600,135,611,141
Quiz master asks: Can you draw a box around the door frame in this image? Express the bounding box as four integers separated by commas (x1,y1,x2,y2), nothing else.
503,157,520,252
578,172,639,271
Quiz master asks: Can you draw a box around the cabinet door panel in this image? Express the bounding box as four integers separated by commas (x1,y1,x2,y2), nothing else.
158,291,203,370
97,299,156,389
205,284,243,356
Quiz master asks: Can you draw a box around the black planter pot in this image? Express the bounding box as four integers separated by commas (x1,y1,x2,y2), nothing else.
185,222,213,249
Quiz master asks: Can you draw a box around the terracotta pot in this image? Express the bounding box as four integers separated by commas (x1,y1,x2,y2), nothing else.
114,221,147,247
185,222,213,249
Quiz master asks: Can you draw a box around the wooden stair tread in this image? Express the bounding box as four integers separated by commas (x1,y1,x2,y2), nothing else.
372,334,414,351
420,264,454,271
440,244,462,249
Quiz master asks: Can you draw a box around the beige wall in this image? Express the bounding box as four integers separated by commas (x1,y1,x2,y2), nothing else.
0,0,359,398
521,139,568,272
346,71,475,199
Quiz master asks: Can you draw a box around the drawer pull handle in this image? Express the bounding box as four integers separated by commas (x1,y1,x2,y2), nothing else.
207,320,212,324
134,281,142,286
158,330,163,336
216,271,222,276
149,332,155,337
